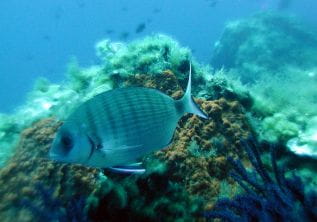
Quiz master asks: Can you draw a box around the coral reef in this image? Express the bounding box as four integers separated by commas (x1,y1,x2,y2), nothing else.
211,12,317,157
203,138,317,222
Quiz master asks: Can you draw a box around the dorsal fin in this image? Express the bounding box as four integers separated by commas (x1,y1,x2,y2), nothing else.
178,62,208,119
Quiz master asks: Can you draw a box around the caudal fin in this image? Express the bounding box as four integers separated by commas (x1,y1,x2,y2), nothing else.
178,62,208,119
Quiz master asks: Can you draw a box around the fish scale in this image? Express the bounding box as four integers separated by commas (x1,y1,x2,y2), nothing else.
112,90,174,139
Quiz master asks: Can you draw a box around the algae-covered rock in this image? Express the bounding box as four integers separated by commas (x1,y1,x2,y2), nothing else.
211,12,317,155
0,118,100,222
0,30,259,221
0,68,253,221
96,34,193,78
212,12,317,83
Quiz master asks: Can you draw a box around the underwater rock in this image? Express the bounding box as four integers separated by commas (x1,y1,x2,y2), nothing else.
211,12,317,83
210,12,317,155
96,34,198,80
287,116,317,158
0,118,99,222
0,70,253,221
122,71,252,211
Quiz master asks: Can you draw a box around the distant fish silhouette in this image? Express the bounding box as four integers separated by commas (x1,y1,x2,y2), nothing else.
135,23,146,34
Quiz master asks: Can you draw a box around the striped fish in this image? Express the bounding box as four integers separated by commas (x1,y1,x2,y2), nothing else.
50,64,208,172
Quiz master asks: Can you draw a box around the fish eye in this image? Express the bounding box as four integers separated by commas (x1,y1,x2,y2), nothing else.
60,134,74,153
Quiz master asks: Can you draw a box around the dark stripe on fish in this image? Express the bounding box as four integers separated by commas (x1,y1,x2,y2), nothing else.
123,91,140,142
87,135,95,161
107,99,118,142
86,101,102,145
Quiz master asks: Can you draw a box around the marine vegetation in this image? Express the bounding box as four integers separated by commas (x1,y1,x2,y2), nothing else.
203,137,317,221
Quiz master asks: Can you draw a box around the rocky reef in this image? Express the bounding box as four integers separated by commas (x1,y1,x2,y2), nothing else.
0,118,99,221
0,12,316,221
211,12,317,159
0,68,252,221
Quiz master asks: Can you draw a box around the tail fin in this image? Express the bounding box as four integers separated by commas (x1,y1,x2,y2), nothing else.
178,62,208,119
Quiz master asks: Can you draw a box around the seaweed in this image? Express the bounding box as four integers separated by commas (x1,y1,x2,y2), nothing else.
20,183,88,222
203,137,317,222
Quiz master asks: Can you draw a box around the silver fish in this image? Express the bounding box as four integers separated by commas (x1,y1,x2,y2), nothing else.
50,64,208,171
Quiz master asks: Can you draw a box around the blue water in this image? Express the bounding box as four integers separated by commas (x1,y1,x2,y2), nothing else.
0,0,316,113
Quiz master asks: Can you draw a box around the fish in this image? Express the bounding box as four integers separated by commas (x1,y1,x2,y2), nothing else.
135,23,146,34
50,63,208,172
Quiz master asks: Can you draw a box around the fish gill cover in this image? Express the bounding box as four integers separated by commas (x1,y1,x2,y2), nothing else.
0,12,316,222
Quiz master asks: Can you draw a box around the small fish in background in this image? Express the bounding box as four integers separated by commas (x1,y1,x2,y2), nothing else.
135,23,146,34
50,63,208,173
277,0,292,10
